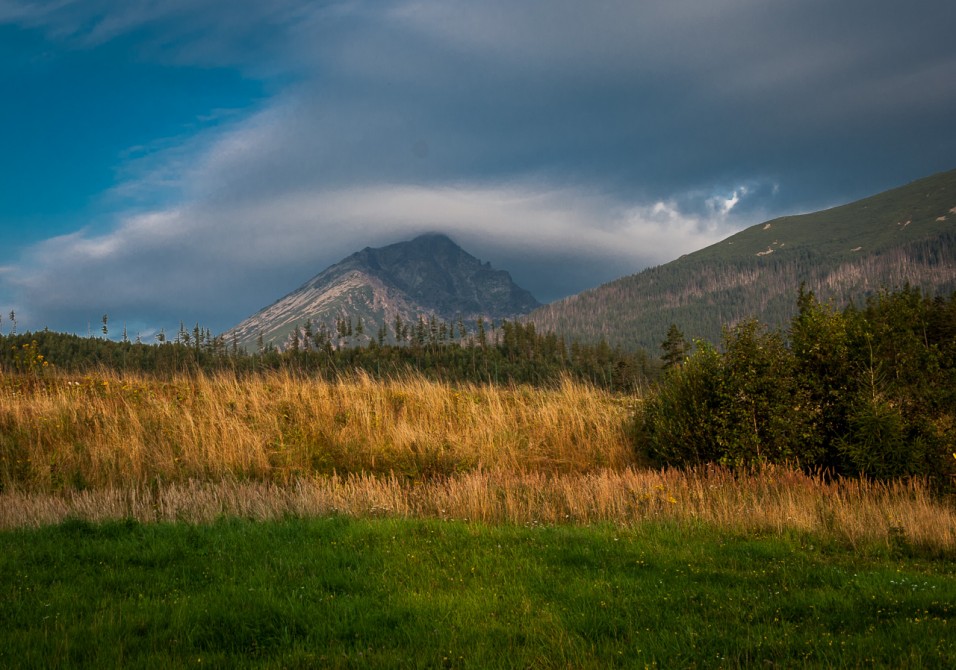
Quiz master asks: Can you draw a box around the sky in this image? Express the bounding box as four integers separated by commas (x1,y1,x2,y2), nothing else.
1,0,954,339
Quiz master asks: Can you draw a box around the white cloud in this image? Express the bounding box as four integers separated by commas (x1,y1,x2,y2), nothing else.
8,176,742,333
706,188,747,216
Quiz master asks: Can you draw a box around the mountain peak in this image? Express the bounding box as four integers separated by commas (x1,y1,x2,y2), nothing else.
225,233,540,350
411,231,456,244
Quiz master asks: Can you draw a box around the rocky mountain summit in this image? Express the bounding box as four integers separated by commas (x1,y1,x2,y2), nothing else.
224,233,540,350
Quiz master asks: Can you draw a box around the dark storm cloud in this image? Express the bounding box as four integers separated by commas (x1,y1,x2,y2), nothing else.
1,0,953,334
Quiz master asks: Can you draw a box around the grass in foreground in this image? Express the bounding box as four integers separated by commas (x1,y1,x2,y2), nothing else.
4,467,955,554
2,516,954,668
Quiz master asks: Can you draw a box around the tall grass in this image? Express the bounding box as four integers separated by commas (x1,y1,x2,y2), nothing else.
0,369,634,490
1,369,953,553
2,466,954,554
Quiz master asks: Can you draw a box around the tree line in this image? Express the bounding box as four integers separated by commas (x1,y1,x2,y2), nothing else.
530,229,956,352
0,318,657,393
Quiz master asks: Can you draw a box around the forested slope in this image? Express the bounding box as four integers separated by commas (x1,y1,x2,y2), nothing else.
530,169,956,351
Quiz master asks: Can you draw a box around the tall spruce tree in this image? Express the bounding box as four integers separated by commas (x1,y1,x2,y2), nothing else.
660,324,690,370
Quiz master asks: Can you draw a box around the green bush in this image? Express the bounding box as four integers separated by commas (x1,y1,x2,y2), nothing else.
638,320,819,468
634,341,724,466
638,287,956,488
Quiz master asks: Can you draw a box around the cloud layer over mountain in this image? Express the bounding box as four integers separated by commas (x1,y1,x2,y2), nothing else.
1,0,953,336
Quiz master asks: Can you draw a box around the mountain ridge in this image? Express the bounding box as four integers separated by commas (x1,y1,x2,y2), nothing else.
224,233,540,350
528,168,956,352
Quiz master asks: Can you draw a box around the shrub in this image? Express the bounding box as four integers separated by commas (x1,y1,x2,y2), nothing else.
634,340,724,466
637,287,956,489
638,320,820,468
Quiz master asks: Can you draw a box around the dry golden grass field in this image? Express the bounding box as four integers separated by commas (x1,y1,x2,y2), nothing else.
2,370,954,553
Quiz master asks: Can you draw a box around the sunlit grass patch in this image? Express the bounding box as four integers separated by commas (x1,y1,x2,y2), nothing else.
0,369,633,490
3,467,954,555
2,369,954,555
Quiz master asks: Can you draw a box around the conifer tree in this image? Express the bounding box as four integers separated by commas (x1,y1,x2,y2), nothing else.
415,316,426,347
303,320,314,347
394,315,404,343
660,324,690,370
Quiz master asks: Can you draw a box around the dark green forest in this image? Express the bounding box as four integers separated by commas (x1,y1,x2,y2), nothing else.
0,318,656,392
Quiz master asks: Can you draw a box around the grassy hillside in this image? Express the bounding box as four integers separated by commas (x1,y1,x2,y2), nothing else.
530,168,956,351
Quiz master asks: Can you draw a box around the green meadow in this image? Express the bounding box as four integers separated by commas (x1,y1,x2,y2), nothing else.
2,516,954,668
